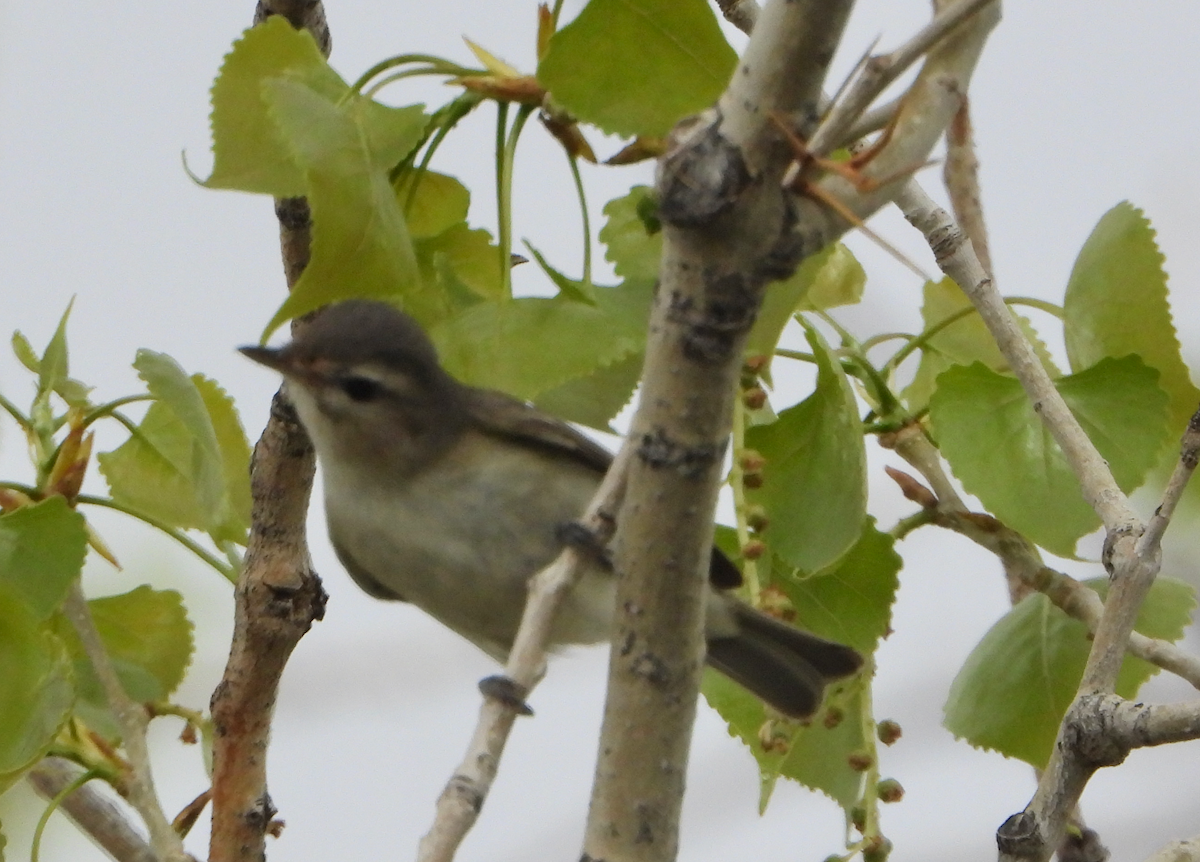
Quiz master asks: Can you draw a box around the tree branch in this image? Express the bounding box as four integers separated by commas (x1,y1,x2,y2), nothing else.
582,2,998,859
893,182,1200,861
208,5,330,862
27,757,157,862
1147,837,1200,862
417,448,631,862
582,3,856,858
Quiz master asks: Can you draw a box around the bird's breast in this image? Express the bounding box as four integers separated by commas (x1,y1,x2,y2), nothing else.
320,430,612,659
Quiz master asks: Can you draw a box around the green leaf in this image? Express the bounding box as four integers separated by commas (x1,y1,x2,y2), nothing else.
904,278,1058,412
11,331,40,374
138,352,225,519
54,587,195,709
431,279,653,400
944,577,1195,768
0,498,88,621
413,225,505,316
929,357,1171,556
397,170,471,240
261,78,428,337
98,364,248,543
538,0,737,138
1064,201,1200,433
195,376,252,544
203,16,330,195
703,670,866,810
746,324,866,572
778,519,901,656
533,351,643,431
0,585,74,790
746,244,866,369
525,243,597,304
37,301,73,400
600,185,661,281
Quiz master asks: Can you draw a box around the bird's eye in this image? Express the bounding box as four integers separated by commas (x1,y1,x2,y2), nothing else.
338,375,383,403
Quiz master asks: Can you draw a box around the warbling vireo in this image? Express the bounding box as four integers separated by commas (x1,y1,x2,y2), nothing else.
241,299,861,717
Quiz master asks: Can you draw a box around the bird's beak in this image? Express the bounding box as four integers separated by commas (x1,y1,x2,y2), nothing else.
238,345,292,373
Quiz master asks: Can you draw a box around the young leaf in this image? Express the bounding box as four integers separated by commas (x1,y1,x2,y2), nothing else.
0,497,88,621
944,577,1195,768
204,16,330,195
538,0,736,138
904,278,1058,412
37,301,73,401
703,670,866,811
929,356,1170,557
0,585,74,790
431,279,653,400
260,78,428,337
11,331,40,374
1063,201,1200,432
746,323,867,572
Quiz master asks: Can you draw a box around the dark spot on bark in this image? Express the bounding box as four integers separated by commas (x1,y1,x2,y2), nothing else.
637,429,724,479
630,651,671,688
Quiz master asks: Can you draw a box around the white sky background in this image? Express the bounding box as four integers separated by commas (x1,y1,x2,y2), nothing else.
2,1,1199,860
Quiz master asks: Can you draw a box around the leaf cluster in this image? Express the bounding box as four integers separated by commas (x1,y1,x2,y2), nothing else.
0,306,249,825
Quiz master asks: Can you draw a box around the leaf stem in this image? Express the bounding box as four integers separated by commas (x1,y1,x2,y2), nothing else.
497,103,535,298
565,154,593,290
81,395,154,430
882,296,1063,376
391,92,483,186
348,54,479,96
31,768,100,862
75,495,238,583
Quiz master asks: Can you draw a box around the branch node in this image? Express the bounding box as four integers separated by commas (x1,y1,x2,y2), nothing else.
657,110,750,228
1063,695,1131,769
996,810,1041,856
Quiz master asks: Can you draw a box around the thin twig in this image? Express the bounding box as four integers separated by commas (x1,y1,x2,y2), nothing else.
1138,405,1200,555
883,426,1200,689
61,584,190,862
807,0,999,157
942,99,992,275
418,447,632,862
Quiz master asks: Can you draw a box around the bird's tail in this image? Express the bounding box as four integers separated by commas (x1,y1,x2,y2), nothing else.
705,599,863,719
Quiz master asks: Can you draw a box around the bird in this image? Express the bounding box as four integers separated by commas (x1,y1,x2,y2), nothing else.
240,299,862,718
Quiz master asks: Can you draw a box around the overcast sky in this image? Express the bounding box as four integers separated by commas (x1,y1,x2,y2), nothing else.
2,2,1199,860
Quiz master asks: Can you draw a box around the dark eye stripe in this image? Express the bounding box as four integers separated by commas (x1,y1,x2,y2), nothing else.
338,375,384,402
